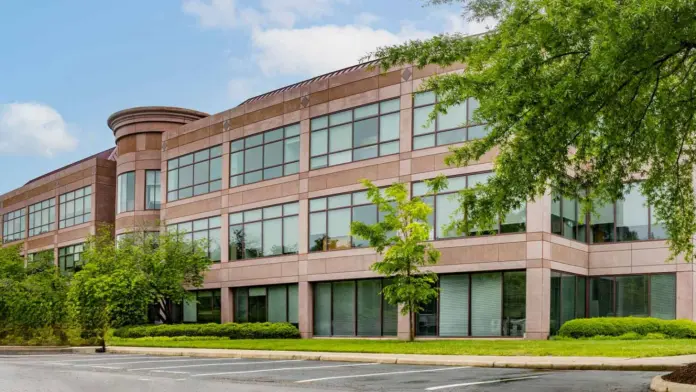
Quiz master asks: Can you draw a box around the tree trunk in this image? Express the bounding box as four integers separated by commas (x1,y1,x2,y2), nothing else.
409,309,415,342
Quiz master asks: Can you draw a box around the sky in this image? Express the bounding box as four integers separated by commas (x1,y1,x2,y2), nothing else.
0,0,493,195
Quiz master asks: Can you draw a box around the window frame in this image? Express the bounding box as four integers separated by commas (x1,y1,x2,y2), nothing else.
411,92,485,150
309,98,401,170
312,278,398,337
117,171,136,214
58,243,85,273
587,273,676,319
412,172,526,240
3,208,26,243
229,124,301,187
308,190,383,253
58,186,92,229
233,284,298,326
166,145,223,202
168,216,222,262
229,202,300,260
28,198,56,237
145,169,161,210
185,289,222,324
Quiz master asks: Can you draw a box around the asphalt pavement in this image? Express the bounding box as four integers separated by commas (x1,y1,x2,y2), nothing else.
0,353,662,391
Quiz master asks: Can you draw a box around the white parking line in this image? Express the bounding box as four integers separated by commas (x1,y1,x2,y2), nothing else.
48,356,149,363
425,375,540,390
191,362,380,377
73,358,201,367
131,359,301,372
296,367,470,383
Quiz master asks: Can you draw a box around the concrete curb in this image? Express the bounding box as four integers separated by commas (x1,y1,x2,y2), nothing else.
102,346,691,371
651,376,696,392
0,346,98,355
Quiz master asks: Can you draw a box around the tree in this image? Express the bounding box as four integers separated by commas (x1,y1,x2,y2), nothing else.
367,0,696,260
350,180,441,341
68,226,213,350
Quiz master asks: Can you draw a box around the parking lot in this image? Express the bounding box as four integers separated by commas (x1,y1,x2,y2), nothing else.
0,353,660,391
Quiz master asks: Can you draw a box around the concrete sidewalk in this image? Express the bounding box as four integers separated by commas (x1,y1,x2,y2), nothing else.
101,346,696,371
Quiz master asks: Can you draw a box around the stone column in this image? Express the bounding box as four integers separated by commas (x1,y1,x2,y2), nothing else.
221,287,234,323
677,270,696,320
397,305,411,340
298,281,313,338
525,266,551,339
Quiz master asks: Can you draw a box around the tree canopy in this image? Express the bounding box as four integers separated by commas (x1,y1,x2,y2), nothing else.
368,0,696,259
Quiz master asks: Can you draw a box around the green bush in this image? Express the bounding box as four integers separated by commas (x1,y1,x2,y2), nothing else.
558,317,696,339
645,332,667,340
113,322,300,340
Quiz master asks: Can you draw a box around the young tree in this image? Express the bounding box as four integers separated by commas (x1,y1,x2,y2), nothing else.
368,0,696,260
350,180,441,341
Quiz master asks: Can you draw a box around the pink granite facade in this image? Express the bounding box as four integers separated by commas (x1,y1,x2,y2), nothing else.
1,62,692,339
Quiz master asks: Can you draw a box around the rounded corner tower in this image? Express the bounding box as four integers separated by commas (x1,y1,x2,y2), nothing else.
107,106,209,235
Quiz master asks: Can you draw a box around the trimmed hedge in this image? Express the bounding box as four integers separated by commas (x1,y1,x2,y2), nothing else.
558,317,696,339
113,322,300,340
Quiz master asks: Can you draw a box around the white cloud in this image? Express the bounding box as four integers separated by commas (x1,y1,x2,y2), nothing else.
442,13,497,35
228,78,259,105
252,24,432,76
0,103,78,157
182,0,239,29
354,12,380,26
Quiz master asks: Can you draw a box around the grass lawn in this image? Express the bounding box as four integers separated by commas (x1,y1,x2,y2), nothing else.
107,338,696,358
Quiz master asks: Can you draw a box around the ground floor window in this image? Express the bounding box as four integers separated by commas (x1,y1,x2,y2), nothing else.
183,289,221,323
58,244,85,273
550,271,586,335
417,270,526,337
234,284,298,326
550,272,676,334
313,279,398,337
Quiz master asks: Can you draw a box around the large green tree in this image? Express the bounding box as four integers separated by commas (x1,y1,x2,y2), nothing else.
350,180,441,341
369,0,696,259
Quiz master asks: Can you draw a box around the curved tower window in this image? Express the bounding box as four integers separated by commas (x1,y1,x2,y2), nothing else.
117,172,136,213
145,170,161,210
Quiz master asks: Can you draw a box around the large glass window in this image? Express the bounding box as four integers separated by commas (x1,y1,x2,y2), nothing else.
167,145,222,201
117,171,136,213
27,250,54,264
309,191,386,252
588,274,675,319
418,271,526,337
229,202,299,260
412,92,486,150
310,99,400,169
235,284,298,326
145,170,161,210
168,216,221,262
550,272,586,335
29,198,56,237
58,243,84,273
3,208,25,243
59,186,92,229
413,173,526,240
183,289,221,324
230,124,300,187
552,185,666,244
313,279,398,337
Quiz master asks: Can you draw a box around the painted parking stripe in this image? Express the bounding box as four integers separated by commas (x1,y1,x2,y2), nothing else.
425,375,541,390
296,366,470,383
49,356,150,363
191,362,380,377
130,359,301,372
74,358,205,367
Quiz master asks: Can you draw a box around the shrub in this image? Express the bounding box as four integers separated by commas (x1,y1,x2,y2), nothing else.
558,317,696,339
645,332,667,340
113,322,300,340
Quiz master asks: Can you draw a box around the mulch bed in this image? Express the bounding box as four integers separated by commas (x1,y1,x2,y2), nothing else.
664,363,696,385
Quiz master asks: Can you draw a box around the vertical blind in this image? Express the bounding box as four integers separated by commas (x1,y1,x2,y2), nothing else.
332,281,355,336
314,283,332,336
471,273,502,336
439,274,469,336
357,280,381,336
650,274,676,320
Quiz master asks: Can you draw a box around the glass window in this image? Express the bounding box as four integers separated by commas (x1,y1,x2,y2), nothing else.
185,289,221,324
590,276,615,317
313,279,397,337
471,272,502,336
412,92,486,150
439,274,470,337
616,186,649,241
309,191,385,252
117,171,136,213
310,98,400,169
3,208,26,243
27,250,54,264
58,243,85,273
145,170,161,210
590,201,614,243
167,146,222,201
651,274,676,320
587,274,675,320
230,124,300,187
28,198,56,237
168,216,221,262
503,271,526,337
58,186,91,229
229,202,299,261
414,173,525,240
234,285,297,324
616,275,649,317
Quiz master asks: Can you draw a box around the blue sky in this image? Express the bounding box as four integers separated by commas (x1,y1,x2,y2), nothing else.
0,0,490,195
